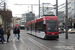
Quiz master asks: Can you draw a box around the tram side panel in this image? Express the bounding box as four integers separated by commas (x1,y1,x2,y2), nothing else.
32,23,36,35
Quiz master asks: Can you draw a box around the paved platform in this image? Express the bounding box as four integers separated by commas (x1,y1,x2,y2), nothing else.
0,31,30,50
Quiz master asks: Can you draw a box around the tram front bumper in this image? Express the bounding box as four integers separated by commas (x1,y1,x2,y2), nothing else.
46,34,59,39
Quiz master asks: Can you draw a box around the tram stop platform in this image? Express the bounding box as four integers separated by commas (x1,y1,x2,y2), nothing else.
0,34,30,50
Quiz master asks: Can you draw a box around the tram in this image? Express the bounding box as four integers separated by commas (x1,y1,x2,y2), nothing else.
27,15,59,39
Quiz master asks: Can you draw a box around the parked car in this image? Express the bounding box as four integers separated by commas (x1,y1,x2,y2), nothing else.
68,28,75,33
59,28,64,34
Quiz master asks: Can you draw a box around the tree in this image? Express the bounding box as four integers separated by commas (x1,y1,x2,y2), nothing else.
0,9,12,25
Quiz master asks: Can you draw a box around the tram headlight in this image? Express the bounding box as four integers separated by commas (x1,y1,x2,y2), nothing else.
52,33,54,35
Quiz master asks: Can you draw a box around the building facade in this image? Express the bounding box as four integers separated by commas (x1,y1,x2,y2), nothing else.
58,0,75,28
68,0,75,28
22,12,35,28
16,18,21,25
40,3,54,17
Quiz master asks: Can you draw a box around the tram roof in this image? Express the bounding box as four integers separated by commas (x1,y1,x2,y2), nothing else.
27,16,58,25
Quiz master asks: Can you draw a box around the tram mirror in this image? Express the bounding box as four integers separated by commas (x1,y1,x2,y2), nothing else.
43,21,45,24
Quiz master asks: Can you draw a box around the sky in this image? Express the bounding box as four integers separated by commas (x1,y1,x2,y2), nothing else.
6,0,65,17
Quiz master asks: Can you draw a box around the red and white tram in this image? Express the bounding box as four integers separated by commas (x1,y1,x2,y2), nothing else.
27,15,59,39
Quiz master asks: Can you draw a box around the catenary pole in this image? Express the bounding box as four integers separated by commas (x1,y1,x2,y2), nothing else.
56,0,58,16
39,0,40,17
4,2,6,33
65,0,68,39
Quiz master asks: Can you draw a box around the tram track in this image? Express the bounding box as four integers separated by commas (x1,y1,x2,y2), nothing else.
28,37,51,50
21,30,75,50
21,34,51,50
20,38,31,50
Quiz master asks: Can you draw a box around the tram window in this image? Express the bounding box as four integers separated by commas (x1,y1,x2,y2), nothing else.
32,24,35,30
43,24,46,32
43,21,45,24
35,21,46,32
46,20,58,32
30,24,32,31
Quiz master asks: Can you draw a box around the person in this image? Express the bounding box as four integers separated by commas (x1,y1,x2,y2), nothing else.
16,27,20,41
11,27,18,41
6,27,10,42
0,26,6,44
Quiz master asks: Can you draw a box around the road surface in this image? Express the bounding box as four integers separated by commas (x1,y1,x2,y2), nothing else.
0,30,75,50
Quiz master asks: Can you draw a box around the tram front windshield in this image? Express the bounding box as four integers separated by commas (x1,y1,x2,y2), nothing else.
46,20,58,32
